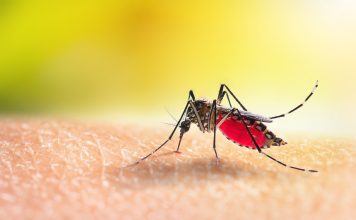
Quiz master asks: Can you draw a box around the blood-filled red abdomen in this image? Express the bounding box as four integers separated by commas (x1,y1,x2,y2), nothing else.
217,114,267,149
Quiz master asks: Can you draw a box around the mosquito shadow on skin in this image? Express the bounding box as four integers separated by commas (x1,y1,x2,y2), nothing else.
106,154,279,189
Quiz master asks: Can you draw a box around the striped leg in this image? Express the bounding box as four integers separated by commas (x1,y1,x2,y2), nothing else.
217,84,248,110
189,100,205,132
211,100,219,160
219,91,232,107
188,90,196,101
126,91,196,166
175,90,204,153
175,102,205,153
270,80,318,119
234,107,318,173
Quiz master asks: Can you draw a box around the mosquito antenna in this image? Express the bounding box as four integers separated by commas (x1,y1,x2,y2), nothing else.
122,101,191,168
165,107,178,122
261,152,318,172
269,80,318,119
161,122,176,127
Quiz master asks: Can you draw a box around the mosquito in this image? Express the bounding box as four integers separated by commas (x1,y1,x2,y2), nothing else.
130,81,319,172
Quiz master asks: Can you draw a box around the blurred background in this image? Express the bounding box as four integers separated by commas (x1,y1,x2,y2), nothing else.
0,0,355,136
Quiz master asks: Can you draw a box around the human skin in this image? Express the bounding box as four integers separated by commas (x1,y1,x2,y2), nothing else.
0,118,355,220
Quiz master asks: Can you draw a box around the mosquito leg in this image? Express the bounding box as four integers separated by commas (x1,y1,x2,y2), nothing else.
269,80,318,119
234,107,318,172
188,90,196,101
175,99,204,153
234,108,262,153
217,84,248,111
216,109,234,128
174,110,200,153
207,100,215,131
174,90,198,154
211,100,219,161
166,90,195,126
219,91,232,107
128,101,190,166
189,100,205,132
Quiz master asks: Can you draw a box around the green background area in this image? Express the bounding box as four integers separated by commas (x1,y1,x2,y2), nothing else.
0,0,355,135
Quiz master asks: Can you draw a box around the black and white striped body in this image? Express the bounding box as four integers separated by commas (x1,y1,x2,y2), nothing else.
131,81,319,173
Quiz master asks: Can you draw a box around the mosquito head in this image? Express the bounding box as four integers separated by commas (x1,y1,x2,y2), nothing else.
179,119,191,136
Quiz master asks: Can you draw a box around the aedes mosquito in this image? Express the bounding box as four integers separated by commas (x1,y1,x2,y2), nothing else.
130,81,319,172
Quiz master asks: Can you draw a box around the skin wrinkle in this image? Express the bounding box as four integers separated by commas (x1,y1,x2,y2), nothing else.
0,119,355,220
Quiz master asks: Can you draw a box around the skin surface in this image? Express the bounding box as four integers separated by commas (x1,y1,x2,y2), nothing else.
0,118,355,220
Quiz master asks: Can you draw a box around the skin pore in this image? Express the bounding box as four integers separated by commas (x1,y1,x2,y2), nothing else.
0,118,355,220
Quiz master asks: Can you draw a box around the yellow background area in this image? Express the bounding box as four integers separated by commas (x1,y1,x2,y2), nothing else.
0,1,355,136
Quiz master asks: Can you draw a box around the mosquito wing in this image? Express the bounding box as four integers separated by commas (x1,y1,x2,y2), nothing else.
239,110,273,123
